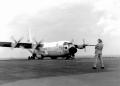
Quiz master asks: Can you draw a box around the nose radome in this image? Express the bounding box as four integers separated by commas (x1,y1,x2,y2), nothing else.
69,47,77,54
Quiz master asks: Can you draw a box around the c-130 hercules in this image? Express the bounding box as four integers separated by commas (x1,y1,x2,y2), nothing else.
0,29,93,60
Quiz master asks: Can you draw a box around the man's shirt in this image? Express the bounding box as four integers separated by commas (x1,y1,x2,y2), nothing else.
95,43,103,54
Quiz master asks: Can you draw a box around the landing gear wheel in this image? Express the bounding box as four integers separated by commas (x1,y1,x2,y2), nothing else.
65,55,75,60
28,56,31,60
62,57,67,60
28,56,35,60
38,56,44,60
69,56,75,60
32,56,35,60
65,55,71,60
40,56,44,60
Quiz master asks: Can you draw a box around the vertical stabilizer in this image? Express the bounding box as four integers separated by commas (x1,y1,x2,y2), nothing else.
27,28,33,43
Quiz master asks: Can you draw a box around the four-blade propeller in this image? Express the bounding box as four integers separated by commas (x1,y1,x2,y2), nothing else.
11,36,23,48
33,39,43,49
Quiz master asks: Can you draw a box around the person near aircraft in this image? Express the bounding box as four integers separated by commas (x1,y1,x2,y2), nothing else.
93,38,104,69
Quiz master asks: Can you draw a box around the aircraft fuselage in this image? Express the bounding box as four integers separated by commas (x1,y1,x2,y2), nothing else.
29,41,77,60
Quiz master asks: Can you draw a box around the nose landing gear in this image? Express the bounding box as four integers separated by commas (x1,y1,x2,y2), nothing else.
65,47,77,60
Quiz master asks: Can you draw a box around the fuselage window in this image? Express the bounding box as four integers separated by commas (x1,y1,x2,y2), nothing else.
63,42,68,45
64,47,67,49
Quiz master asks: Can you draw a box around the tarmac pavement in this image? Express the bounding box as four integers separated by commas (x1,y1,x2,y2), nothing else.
0,57,119,86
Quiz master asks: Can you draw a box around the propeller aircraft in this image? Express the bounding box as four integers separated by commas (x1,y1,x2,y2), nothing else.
0,37,88,60
0,30,95,60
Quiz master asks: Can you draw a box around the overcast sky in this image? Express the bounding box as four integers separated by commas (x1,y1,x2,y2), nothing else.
0,0,120,59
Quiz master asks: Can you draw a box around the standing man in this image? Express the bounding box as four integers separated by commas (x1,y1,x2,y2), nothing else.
93,38,104,69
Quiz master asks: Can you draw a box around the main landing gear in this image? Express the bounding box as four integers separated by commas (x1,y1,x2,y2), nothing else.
28,53,44,60
65,54,75,60
28,56,35,60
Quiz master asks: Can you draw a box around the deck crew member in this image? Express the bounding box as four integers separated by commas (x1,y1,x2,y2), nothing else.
93,39,104,69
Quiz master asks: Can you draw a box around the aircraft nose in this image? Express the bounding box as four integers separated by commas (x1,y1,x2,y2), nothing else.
69,47,77,54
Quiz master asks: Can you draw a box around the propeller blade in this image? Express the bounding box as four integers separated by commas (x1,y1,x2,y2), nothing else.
11,36,23,48
19,45,24,49
11,36,17,48
82,39,86,52
18,37,23,43
28,49,33,54
38,39,43,44
11,36,17,43
32,39,43,49
33,38,38,44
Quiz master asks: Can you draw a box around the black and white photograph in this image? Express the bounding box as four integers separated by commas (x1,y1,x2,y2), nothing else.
0,0,120,86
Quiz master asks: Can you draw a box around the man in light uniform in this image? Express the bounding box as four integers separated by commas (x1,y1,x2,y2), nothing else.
93,39,104,69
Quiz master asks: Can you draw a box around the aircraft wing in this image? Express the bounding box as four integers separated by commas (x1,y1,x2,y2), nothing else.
0,42,32,49
0,42,12,47
15,43,32,49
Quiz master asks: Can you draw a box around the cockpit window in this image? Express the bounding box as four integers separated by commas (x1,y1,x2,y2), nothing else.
63,42,68,45
68,43,72,45
67,43,72,46
63,42,73,45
